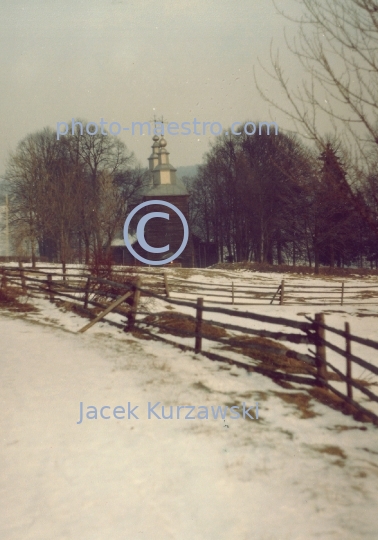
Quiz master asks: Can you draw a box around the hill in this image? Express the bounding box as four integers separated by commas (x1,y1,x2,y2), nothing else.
176,165,199,179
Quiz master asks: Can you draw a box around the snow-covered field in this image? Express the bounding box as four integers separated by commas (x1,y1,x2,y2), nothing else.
161,268,378,417
1,267,378,539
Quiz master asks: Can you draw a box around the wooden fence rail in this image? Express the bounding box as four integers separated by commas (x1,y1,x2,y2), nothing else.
164,274,378,306
2,265,378,426
2,264,378,306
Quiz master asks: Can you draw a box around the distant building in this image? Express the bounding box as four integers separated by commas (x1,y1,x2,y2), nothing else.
0,196,35,261
0,200,11,259
112,135,194,267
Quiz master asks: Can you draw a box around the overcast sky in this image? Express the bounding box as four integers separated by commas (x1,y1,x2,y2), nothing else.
0,0,304,175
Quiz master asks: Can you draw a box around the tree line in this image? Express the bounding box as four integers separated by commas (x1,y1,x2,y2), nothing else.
189,0,378,272
187,127,378,272
4,121,378,272
4,0,378,271
4,124,147,266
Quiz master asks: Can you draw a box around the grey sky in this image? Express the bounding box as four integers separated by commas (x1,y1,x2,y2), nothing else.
0,0,303,174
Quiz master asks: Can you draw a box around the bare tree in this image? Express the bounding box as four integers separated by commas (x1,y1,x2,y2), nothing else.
254,0,378,249
5,129,55,265
256,0,378,157
4,122,144,265
190,126,319,265
72,123,134,263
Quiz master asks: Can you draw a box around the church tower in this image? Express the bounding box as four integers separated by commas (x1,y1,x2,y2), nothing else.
141,135,194,267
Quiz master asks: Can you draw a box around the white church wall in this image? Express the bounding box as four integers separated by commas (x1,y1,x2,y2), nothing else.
0,205,8,257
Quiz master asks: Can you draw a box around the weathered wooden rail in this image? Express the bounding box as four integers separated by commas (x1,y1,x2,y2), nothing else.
1,263,378,426
166,276,378,306
3,262,378,305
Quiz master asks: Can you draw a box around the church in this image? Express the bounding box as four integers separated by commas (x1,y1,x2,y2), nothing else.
113,135,194,267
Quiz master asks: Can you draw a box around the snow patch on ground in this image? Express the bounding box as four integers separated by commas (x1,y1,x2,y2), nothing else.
1,269,378,539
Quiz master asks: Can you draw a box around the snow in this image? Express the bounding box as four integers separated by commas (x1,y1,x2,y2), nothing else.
1,268,378,539
158,268,378,416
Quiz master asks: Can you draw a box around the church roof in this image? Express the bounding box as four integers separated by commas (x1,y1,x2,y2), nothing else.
143,179,188,197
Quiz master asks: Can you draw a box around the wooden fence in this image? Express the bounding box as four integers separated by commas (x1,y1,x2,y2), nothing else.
1,263,378,426
3,263,378,305
165,276,378,306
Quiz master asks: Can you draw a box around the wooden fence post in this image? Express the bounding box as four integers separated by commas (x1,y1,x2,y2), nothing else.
270,283,281,304
195,297,204,353
47,274,54,302
78,289,133,334
345,321,353,399
231,282,234,305
164,272,170,298
314,312,328,387
83,277,91,309
279,279,285,305
19,261,26,291
127,277,142,331
341,281,344,306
